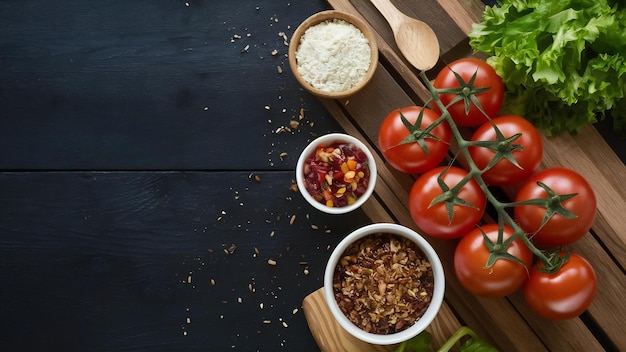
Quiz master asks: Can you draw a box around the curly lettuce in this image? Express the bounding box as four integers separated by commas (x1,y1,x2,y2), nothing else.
469,0,626,135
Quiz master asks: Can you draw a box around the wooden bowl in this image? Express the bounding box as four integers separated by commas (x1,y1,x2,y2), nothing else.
288,10,378,99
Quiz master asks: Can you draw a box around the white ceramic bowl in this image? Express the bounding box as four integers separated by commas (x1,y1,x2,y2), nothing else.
324,223,445,345
296,133,377,214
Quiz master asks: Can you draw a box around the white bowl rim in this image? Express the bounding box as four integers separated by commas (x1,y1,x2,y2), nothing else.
295,133,377,214
324,223,445,345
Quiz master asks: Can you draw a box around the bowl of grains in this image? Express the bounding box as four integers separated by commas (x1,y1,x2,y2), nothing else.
296,133,377,214
288,10,378,99
324,223,445,345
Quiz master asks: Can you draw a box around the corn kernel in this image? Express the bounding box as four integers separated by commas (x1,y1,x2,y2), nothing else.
344,170,356,182
341,162,349,174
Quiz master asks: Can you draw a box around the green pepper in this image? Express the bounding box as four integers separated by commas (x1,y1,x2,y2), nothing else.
395,326,498,352
395,330,432,352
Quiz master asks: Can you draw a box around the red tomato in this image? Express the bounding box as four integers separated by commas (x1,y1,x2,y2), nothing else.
433,58,504,126
514,167,596,248
378,106,451,174
454,224,533,297
523,253,597,320
469,115,543,186
408,166,486,239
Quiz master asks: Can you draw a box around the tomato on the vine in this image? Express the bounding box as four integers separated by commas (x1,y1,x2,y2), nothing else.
514,167,596,248
469,115,543,186
433,58,504,126
454,224,533,297
378,106,451,174
408,166,486,239
523,252,597,320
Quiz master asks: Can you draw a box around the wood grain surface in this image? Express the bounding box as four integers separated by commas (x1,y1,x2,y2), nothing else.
1,0,624,351
305,0,626,351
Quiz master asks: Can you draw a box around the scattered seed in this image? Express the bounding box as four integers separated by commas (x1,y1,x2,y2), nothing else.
187,275,192,284
282,321,289,328
186,317,191,324
292,308,299,315
311,224,319,230
267,259,277,266
303,268,310,275
289,215,296,225
289,120,300,129
242,44,250,53
254,247,260,255
269,230,275,237
260,303,264,309
279,152,288,160
299,107,305,120
277,66,283,74
211,278,216,285
271,49,278,56
263,320,271,324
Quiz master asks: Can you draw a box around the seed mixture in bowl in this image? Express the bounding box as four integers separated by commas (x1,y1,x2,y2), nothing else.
332,233,434,335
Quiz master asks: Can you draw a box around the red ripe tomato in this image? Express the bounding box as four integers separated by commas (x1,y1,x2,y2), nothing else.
433,58,504,126
378,106,451,174
454,224,533,297
523,252,597,320
408,166,486,239
514,167,596,248
469,115,543,186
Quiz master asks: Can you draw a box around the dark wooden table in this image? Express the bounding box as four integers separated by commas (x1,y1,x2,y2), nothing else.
0,1,373,351
1,1,624,351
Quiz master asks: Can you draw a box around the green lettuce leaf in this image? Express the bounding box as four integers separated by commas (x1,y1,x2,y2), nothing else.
469,0,626,134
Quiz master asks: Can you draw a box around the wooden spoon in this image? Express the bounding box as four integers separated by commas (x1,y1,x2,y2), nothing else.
370,0,440,70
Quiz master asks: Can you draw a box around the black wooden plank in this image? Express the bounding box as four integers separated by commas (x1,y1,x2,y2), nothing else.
0,171,372,351
0,0,333,171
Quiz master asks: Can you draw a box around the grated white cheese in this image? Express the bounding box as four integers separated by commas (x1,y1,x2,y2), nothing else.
295,19,371,93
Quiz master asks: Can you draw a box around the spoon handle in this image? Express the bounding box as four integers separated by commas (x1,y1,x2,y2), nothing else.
370,0,407,31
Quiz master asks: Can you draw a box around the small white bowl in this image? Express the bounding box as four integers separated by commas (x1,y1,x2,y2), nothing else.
296,133,377,214
324,223,445,345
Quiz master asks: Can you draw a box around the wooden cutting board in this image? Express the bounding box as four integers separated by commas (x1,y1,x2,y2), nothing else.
302,0,626,351
302,288,398,352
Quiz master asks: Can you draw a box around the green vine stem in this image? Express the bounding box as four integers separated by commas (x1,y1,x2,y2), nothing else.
417,71,558,269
